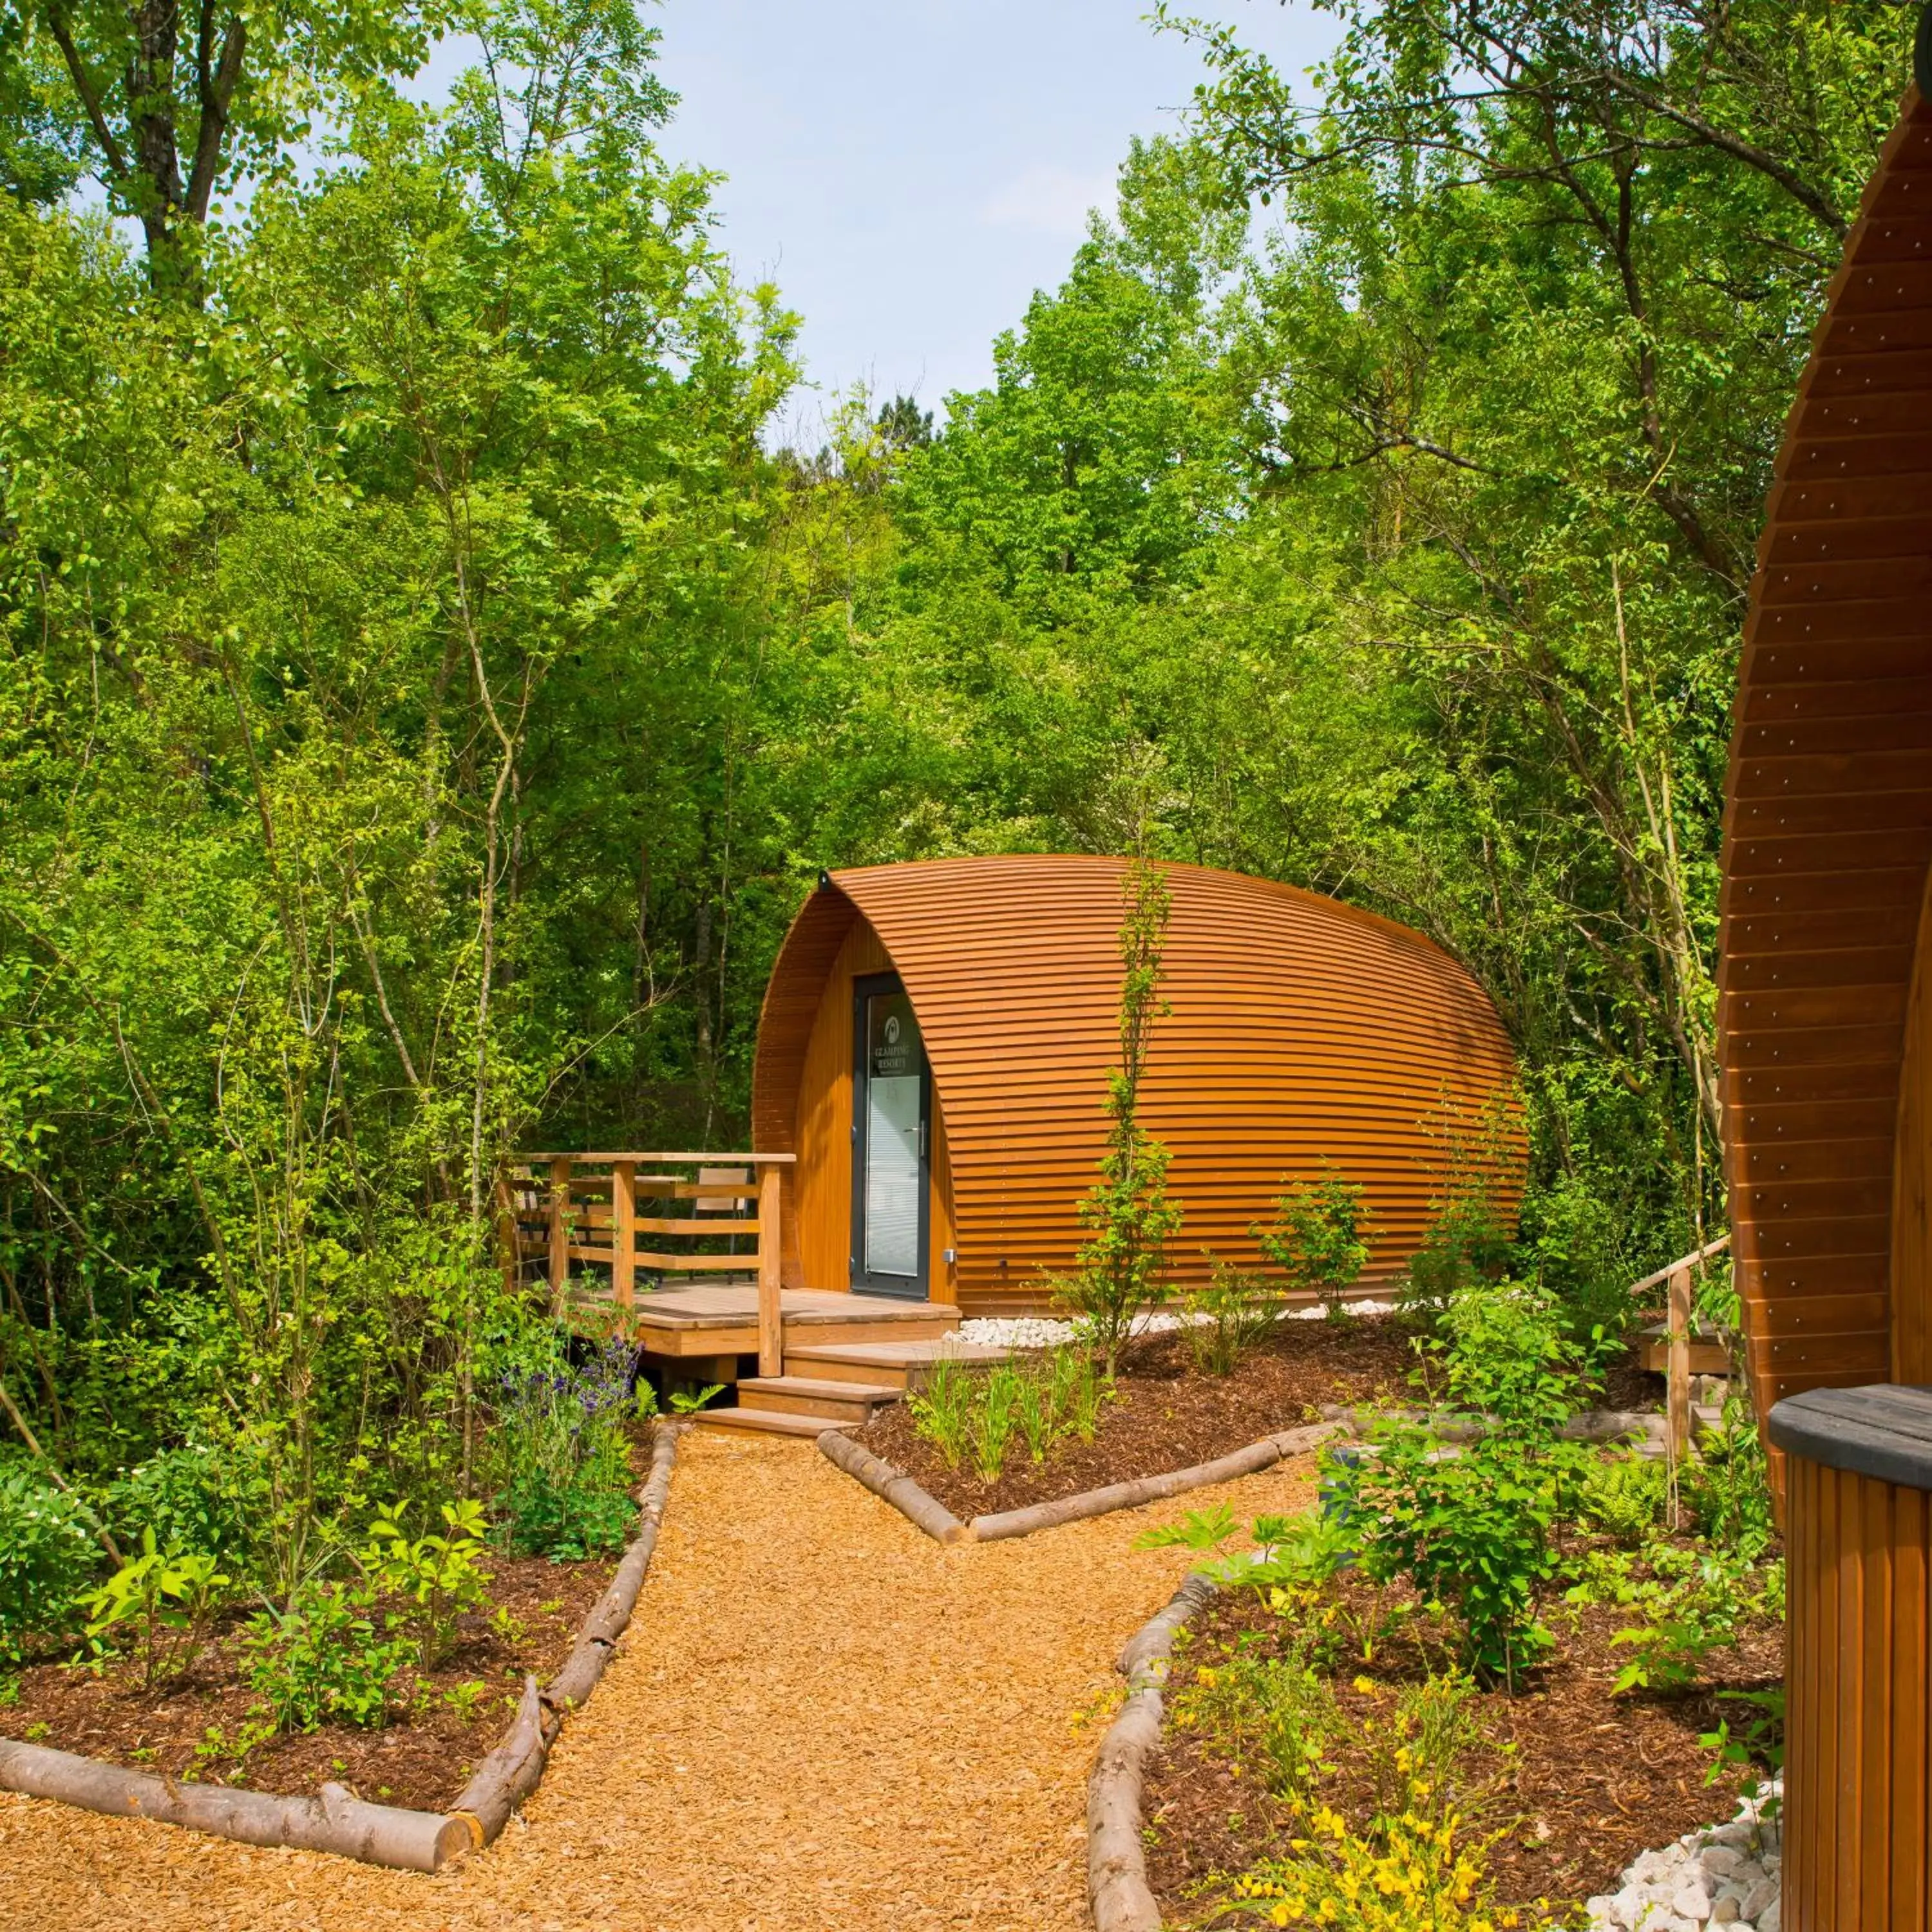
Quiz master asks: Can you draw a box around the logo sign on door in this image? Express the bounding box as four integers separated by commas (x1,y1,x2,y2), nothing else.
869,995,918,1078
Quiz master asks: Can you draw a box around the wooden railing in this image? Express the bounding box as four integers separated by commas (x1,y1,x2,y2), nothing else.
1629,1233,1732,1461
498,1151,796,1376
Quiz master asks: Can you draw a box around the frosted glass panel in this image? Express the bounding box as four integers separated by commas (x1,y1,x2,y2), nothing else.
862,987,923,1280
864,1074,922,1277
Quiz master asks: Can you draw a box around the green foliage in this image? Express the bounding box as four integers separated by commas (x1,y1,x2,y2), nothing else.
1136,1504,1356,1600
79,1528,230,1690
242,1580,415,1732
1349,1424,1559,1689
1061,855,1184,1376
1682,1397,1777,1562
106,1446,254,1569
668,1384,725,1417
1345,1281,1596,1686
359,1500,492,1671
1254,1168,1370,1320
908,1347,1110,1482
1607,1550,1771,1696
1576,1452,1670,1548
1701,1687,1785,1819
1400,1124,1517,1324
1177,1262,1278,1374
1172,1632,1341,1801
488,1332,640,1562
0,1463,99,1659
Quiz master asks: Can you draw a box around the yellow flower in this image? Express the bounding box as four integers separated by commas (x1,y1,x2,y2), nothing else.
1352,1674,1378,1694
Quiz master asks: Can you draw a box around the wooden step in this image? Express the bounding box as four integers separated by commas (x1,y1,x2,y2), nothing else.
732,1375,902,1423
692,1405,857,1439
783,1338,1015,1390
782,1307,960,1346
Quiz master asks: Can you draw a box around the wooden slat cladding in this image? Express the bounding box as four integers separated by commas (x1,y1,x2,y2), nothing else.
1719,85,1932,1420
1782,1454,1932,1931
752,855,1520,1316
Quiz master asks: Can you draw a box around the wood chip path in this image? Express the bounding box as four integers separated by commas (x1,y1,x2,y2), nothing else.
0,1432,1316,1932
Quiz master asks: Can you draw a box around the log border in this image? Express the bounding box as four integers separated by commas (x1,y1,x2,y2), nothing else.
0,1420,683,1873
1088,1571,1217,1932
816,1421,1345,1544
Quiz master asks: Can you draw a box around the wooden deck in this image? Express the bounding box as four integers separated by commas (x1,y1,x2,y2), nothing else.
579,1283,956,1356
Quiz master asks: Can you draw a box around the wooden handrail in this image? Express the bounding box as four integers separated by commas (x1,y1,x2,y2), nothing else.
504,1150,791,1376
516,1151,795,1164
1628,1233,1730,1299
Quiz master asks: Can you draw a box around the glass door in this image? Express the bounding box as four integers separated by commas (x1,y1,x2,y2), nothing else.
850,972,929,1298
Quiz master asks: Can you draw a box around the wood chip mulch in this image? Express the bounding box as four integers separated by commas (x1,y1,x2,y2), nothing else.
855,1314,1424,1519
1144,1548,1784,1923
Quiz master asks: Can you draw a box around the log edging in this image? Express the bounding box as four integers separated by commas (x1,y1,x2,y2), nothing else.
1088,1571,1218,1932
817,1421,1345,1545
0,1420,684,1872
816,1428,971,1542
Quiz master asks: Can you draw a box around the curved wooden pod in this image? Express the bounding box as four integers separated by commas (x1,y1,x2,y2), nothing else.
752,855,1520,1314
1718,81,1932,1419
1717,50,1932,1932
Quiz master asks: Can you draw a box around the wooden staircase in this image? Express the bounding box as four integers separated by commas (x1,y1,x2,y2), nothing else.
694,1321,1016,1437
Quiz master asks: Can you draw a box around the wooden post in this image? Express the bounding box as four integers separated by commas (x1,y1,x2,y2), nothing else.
612,1160,636,1317
549,1157,573,1314
493,1169,518,1298
1667,1264,1692,1466
757,1162,783,1378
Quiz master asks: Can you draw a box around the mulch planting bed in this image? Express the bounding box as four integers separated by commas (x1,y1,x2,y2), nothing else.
854,1314,1421,1519
0,1422,676,1813
1142,1552,1784,1922
1,1549,611,1812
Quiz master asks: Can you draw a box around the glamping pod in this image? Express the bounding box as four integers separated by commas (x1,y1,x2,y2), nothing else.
1716,50,1932,1932
751,855,1520,1316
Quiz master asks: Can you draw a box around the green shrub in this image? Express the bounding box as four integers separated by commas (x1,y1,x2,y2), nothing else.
1399,1122,1513,1323
1178,1263,1279,1374
79,1528,231,1689
1254,1168,1370,1320
243,1580,415,1730
107,1444,254,1569
359,1499,492,1670
908,1355,974,1469
1609,1549,1763,1694
1057,855,1184,1376
1345,1281,1594,1687
0,1464,99,1659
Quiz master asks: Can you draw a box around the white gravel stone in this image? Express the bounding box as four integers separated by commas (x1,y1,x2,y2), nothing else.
1673,1880,1714,1920
1581,1783,1783,1932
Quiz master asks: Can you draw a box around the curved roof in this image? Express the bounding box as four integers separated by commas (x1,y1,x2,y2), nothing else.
1718,82,1932,1416
753,855,1520,1303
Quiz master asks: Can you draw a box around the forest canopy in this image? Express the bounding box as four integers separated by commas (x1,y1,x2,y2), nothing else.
0,0,1918,1551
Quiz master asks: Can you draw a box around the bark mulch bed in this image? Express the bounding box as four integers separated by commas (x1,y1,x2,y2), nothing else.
1,1551,612,1812
856,1314,1426,1520
1143,1553,1784,1922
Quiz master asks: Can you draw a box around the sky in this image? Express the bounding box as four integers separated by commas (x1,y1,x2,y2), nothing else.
637,1,1341,446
